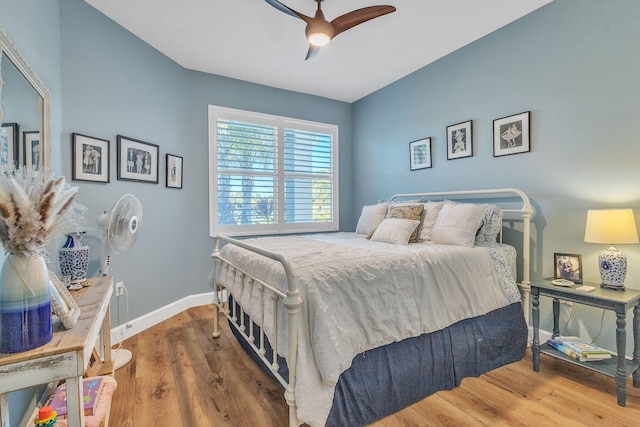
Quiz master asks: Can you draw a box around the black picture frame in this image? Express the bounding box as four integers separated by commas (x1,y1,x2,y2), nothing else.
72,133,110,183
23,131,41,170
166,153,183,189
409,137,432,171
446,120,472,160
1,123,19,167
493,111,531,157
554,252,583,284
117,135,159,183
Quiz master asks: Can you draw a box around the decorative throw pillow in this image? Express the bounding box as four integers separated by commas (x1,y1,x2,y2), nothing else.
385,203,425,243
418,201,445,242
370,218,421,245
355,203,389,235
431,202,488,247
475,205,503,244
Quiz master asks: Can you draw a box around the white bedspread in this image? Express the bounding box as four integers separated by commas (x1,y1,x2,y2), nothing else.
213,232,520,427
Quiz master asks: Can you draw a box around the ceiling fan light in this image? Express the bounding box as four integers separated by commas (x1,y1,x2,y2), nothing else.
306,20,334,47
308,32,331,46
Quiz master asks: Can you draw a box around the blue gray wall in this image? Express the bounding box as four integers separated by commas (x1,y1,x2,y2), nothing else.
352,0,640,353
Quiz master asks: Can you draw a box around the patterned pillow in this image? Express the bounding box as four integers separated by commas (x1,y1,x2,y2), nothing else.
475,205,503,244
385,203,424,243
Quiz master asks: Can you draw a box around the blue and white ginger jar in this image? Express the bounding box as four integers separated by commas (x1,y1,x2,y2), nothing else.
59,231,90,284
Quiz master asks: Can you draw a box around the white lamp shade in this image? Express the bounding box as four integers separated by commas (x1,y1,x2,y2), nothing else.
585,208,639,290
584,209,639,244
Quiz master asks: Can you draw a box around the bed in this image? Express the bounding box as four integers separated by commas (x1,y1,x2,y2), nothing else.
208,188,534,427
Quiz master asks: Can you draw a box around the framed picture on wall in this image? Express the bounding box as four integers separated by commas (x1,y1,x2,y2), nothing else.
23,131,42,170
72,133,110,183
493,111,530,157
446,120,472,160
117,135,159,183
554,252,583,284
1,123,19,167
166,153,183,189
409,137,432,171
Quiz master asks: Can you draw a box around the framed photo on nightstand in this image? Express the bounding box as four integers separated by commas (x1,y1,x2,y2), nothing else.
554,253,583,284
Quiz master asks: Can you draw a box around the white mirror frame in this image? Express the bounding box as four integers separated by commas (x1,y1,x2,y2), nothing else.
0,26,51,170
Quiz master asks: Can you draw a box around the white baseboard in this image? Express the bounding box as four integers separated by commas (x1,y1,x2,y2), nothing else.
111,291,216,344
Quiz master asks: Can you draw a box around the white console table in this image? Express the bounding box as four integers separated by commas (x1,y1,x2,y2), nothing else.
0,276,113,427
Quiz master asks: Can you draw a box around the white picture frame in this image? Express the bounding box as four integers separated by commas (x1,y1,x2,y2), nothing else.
49,270,81,329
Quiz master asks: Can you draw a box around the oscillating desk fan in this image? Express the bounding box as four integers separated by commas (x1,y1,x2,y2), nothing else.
96,194,143,369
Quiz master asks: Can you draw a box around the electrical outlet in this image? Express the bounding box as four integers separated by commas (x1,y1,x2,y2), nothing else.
116,281,124,297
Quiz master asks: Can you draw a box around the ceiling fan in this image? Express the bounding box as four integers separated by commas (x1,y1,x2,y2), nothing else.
265,0,396,60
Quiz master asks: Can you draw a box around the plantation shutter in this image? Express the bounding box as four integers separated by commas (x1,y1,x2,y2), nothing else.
209,106,338,236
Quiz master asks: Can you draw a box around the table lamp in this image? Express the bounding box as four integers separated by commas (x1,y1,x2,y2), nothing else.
584,209,639,290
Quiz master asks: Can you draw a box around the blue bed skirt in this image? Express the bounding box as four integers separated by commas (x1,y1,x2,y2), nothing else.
229,300,527,426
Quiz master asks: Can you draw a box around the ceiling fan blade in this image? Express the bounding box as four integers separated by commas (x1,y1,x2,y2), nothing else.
264,0,312,23
305,45,321,61
331,5,396,37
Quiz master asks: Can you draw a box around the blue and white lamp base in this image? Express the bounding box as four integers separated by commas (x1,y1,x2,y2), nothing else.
599,245,627,291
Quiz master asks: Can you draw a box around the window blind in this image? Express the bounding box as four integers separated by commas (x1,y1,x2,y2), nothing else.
209,106,338,236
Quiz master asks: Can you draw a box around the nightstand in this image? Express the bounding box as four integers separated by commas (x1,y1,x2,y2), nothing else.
531,279,640,406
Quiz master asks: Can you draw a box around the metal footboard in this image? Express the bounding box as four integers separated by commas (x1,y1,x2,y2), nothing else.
210,235,302,427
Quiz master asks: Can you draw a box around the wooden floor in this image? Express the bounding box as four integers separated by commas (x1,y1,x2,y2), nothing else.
110,305,640,426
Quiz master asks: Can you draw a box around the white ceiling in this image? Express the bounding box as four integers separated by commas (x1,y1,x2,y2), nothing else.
84,0,552,103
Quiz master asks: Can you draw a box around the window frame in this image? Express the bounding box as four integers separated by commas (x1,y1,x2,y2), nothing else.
208,105,339,237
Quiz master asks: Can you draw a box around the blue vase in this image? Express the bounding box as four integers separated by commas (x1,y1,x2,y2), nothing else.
59,232,90,284
0,254,53,353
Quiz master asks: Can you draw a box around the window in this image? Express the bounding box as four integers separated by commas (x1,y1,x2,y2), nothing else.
209,106,339,236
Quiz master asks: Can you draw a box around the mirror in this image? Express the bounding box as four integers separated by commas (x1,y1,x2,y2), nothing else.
0,26,51,170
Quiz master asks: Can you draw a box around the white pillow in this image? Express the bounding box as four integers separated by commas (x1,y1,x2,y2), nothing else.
418,201,444,242
431,202,488,247
355,203,389,235
370,218,421,245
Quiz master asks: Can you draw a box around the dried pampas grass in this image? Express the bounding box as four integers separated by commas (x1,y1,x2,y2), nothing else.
0,166,86,257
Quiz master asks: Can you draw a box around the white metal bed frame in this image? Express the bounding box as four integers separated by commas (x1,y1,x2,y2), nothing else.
210,188,534,427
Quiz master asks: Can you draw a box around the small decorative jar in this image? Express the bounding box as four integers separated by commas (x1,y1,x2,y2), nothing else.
59,231,90,284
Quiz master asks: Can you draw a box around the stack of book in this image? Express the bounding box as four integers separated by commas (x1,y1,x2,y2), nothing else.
546,336,612,362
